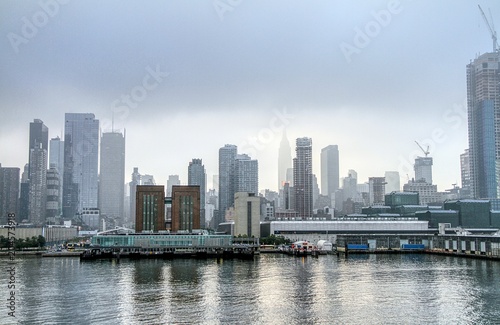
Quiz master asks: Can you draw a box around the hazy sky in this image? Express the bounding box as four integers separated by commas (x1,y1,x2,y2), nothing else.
1,0,500,193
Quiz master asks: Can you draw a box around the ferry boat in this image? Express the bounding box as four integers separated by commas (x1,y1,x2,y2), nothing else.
290,241,317,256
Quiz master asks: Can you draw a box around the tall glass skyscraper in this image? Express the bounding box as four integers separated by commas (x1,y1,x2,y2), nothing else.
28,119,48,225
188,158,206,227
235,154,258,195
49,136,64,216
218,144,237,227
99,131,125,225
63,113,99,219
467,52,500,198
320,145,339,198
49,136,64,176
0,166,20,224
293,137,313,219
414,157,433,184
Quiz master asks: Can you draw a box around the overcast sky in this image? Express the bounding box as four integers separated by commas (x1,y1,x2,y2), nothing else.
1,0,500,193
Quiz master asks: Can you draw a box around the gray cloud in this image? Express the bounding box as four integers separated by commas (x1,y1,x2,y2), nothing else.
1,0,499,190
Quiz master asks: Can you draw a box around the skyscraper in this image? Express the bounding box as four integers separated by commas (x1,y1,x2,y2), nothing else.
233,192,260,238
99,131,125,225
49,136,64,216
312,174,319,208
129,167,141,227
28,119,48,178
218,144,237,226
369,177,386,205
384,171,401,193
467,52,500,198
45,166,60,222
320,145,339,198
188,159,206,227
0,165,20,224
167,175,180,197
461,149,472,198
414,156,433,184
19,164,29,223
278,130,292,190
235,154,258,194
293,137,313,219
28,119,48,225
49,136,64,177
63,113,99,219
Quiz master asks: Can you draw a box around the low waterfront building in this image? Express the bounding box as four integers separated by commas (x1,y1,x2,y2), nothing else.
336,232,500,258
261,218,430,243
444,199,491,228
91,230,233,248
0,225,78,245
415,210,460,228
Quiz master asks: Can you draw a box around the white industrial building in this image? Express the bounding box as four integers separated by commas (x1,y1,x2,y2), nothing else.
262,218,430,243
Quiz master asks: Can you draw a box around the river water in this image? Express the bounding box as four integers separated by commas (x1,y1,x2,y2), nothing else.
1,253,500,324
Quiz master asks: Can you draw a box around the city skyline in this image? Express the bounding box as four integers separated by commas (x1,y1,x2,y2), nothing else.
3,1,500,193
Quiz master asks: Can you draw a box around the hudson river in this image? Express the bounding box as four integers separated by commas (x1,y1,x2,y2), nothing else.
2,254,500,324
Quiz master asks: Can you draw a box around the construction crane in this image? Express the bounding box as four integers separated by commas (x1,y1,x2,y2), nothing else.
415,141,430,157
478,4,499,52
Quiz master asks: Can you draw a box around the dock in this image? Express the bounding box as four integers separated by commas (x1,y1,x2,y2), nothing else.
42,251,82,257
334,233,500,261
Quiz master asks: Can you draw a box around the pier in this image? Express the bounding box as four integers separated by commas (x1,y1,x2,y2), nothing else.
336,233,500,261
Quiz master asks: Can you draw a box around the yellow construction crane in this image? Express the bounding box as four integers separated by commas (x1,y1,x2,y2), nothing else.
478,4,499,52
414,141,430,157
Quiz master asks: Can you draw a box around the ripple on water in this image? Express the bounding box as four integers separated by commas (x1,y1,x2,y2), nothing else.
5,254,500,324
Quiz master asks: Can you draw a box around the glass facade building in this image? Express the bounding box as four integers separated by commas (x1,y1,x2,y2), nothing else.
188,159,206,227
63,113,99,219
92,233,233,248
467,52,500,199
99,131,125,225
321,145,339,199
293,138,313,219
218,144,237,227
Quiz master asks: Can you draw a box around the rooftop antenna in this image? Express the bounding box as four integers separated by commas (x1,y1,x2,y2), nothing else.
478,4,499,52
414,141,430,157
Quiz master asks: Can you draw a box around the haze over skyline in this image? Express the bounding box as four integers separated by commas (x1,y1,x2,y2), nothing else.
2,0,500,192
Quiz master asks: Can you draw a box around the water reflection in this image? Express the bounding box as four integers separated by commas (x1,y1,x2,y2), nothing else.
4,254,500,324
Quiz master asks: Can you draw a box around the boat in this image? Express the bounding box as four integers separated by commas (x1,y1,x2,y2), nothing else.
290,241,317,256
